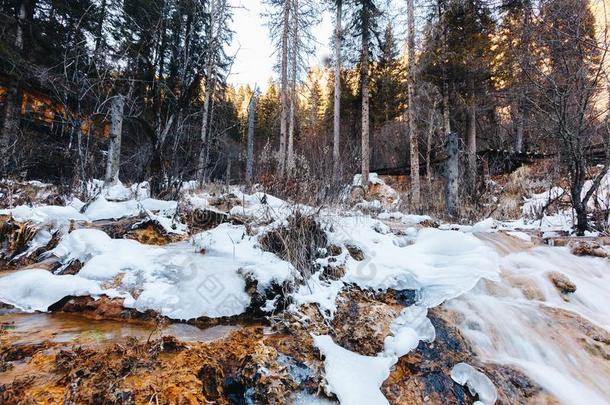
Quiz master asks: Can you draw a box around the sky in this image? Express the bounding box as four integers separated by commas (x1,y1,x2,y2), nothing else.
228,0,333,88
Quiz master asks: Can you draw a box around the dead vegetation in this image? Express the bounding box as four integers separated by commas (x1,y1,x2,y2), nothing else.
259,210,328,281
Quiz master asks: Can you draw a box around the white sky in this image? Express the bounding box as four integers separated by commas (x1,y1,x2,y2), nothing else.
228,0,333,88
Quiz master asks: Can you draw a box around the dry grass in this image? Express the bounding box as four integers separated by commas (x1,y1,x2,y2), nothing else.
259,210,327,282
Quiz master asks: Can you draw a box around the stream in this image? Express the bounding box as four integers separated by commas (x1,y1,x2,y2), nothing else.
449,233,610,405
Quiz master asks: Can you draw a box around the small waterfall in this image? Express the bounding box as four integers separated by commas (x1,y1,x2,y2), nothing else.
447,233,610,405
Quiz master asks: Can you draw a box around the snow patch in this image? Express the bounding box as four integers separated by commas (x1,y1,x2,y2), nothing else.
313,335,394,405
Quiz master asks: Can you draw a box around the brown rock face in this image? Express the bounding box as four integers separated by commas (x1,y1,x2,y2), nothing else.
331,290,400,356
382,308,552,405
546,271,577,294
0,326,330,405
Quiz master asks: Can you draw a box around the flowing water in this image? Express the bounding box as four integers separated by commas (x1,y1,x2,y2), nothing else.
448,233,610,405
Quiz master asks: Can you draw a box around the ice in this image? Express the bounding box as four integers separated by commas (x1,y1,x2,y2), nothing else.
292,392,337,404
0,269,105,312
450,362,497,405
383,306,435,357
313,335,395,405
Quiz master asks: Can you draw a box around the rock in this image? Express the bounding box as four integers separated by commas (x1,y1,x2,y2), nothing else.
418,219,440,228
47,295,158,321
326,244,342,257
179,206,230,233
570,241,608,258
331,289,400,356
381,308,552,405
546,271,577,294
321,265,345,281
505,275,546,301
345,244,365,261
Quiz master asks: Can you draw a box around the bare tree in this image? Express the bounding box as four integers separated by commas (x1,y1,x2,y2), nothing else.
287,0,299,172
1,0,28,173
246,89,257,185
279,0,291,176
406,0,420,206
354,1,379,187
197,0,230,183
333,0,343,181
532,0,610,235
105,95,125,185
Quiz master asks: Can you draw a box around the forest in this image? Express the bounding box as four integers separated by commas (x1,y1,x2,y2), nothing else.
1,0,608,229
0,0,609,404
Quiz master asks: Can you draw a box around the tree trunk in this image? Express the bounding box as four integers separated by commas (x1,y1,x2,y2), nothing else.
515,100,524,152
442,85,451,135
406,0,419,207
426,105,435,186
1,0,27,173
279,0,290,177
332,0,342,181
197,75,213,182
105,95,125,185
360,9,370,187
225,156,231,188
14,0,26,50
467,91,477,192
444,131,459,218
196,0,229,183
575,203,587,236
287,0,298,174
246,92,256,185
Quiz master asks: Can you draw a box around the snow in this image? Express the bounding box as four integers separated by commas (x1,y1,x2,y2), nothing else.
86,179,150,201
51,228,113,264
506,231,532,242
522,187,564,219
323,216,500,308
0,269,105,312
5,180,610,403
292,272,344,317
352,173,384,186
84,196,177,221
450,363,498,405
10,223,293,320
313,335,395,405
582,169,610,211
472,218,498,232
0,205,88,228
